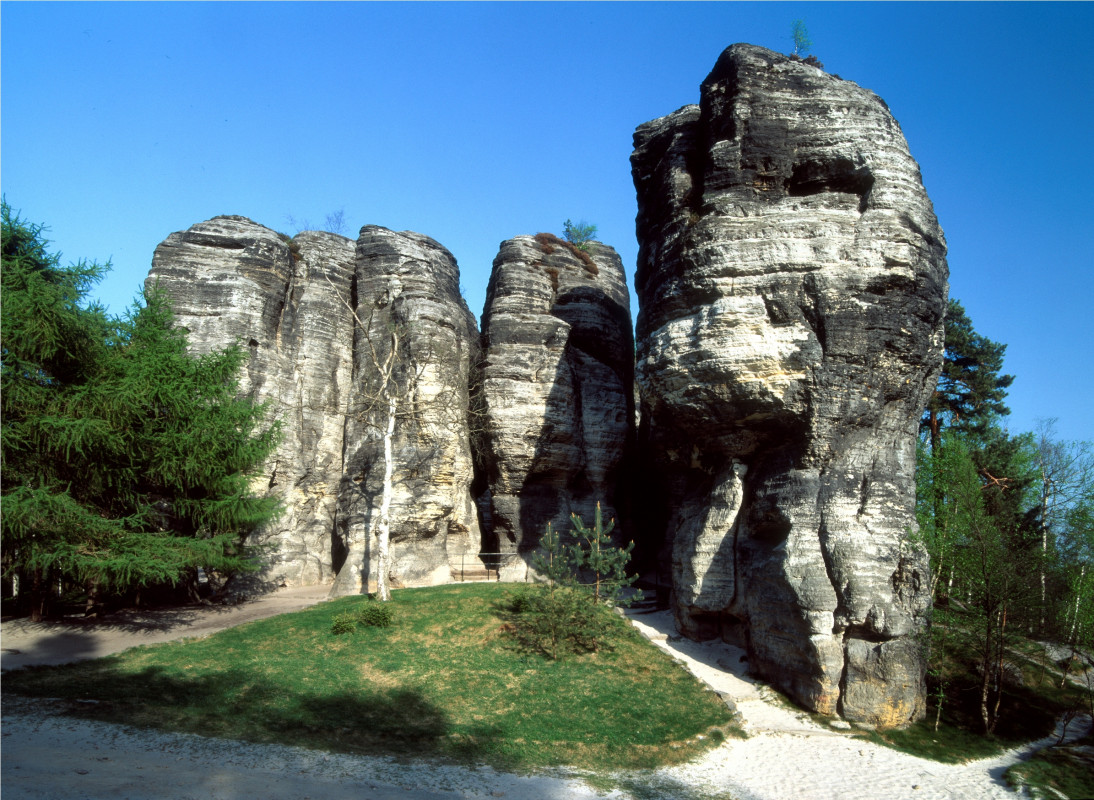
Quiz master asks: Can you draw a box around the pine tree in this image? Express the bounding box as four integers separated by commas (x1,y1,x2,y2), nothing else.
1,201,281,618
791,20,813,57
923,299,1014,452
567,502,636,606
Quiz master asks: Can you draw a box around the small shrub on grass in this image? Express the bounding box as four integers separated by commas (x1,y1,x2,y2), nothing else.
506,504,638,660
507,583,624,660
356,602,394,628
508,585,536,614
331,612,357,635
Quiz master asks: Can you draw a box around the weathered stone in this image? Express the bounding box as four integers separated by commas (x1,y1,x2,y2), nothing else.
478,235,635,570
330,226,481,596
149,216,355,586
148,218,480,594
631,44,947,726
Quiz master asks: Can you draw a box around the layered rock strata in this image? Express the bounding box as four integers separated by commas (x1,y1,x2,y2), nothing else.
478,235,635,570
631,44,948,726
148,218,480,594
331,226,481,595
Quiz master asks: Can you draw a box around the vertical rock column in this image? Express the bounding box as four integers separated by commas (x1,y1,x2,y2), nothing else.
149,218,482,594
478,235,635,571
631,44,947,726
329,226,481,596
149,216,357,586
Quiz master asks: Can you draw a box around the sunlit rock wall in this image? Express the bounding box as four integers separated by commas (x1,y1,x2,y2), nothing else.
631,44,948,726
148,218,480,594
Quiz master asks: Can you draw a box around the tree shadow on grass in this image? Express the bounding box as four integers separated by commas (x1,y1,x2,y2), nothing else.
2,661,500,765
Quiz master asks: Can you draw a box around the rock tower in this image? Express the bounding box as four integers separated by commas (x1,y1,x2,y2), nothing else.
148,218,481,594
478,234,635,567
631,44,948,725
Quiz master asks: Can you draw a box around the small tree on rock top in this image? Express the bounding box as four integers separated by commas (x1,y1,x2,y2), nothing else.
791,20,813,57
562,219,597,252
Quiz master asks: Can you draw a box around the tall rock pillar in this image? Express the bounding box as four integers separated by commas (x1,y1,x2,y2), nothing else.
148,218,481,594
478,235,635,569
331,226,481,596
631,44,947,726
149,216,358,587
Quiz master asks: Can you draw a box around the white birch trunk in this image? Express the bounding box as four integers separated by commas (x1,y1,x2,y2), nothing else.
376,391,397,602
1069,563,1086,644
1040,463,1053,633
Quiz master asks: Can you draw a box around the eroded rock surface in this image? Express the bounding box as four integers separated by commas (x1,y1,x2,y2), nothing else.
478,235,635,569
631,44,947,726
331,226,481,596
148,218,480,594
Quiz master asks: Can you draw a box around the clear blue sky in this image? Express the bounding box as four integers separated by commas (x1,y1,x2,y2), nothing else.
3,2,1092,443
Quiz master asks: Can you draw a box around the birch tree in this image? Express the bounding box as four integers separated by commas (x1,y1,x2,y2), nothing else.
1033,419,1094,632
328,275,471,601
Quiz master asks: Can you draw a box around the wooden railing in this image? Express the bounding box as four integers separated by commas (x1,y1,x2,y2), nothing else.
451,552,530,583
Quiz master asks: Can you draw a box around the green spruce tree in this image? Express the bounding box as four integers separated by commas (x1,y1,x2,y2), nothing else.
1,201,281,618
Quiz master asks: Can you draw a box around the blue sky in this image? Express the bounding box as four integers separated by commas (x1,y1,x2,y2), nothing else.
3,2,1092,443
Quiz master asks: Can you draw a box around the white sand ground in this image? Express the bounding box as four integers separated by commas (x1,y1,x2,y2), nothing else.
625,610,1092,800
2,589,1087,799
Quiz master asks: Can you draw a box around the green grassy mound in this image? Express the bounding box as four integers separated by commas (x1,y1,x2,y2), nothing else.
2,583,739,772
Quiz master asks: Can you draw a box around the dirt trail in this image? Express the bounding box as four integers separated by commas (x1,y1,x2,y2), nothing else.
1,585,332,671
627,609,1092,800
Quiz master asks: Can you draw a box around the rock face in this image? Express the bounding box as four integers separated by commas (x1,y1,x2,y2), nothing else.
148,218,480,594
331,226,481,595
631,45,948,726
478,235,635,568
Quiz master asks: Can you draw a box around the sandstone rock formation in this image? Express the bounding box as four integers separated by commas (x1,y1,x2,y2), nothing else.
478,234,635,569
331,226,481,596
147,218,480,594
631,44,948,726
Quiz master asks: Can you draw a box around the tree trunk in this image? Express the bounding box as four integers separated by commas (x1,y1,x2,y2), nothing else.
26,569,54,622
988,607,1007,735
979,611,996,735
979,656,992,735
376,392,397,602
1040,464,1053,634
84,579,101,616
1069,564,1086,644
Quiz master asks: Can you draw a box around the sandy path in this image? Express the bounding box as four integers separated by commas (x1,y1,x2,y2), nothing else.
627,609,1091,800
2,589,1087,799
0,585,332,670
0,696,615,800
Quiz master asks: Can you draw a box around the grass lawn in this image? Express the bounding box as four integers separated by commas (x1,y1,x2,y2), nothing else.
1,583,739,772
